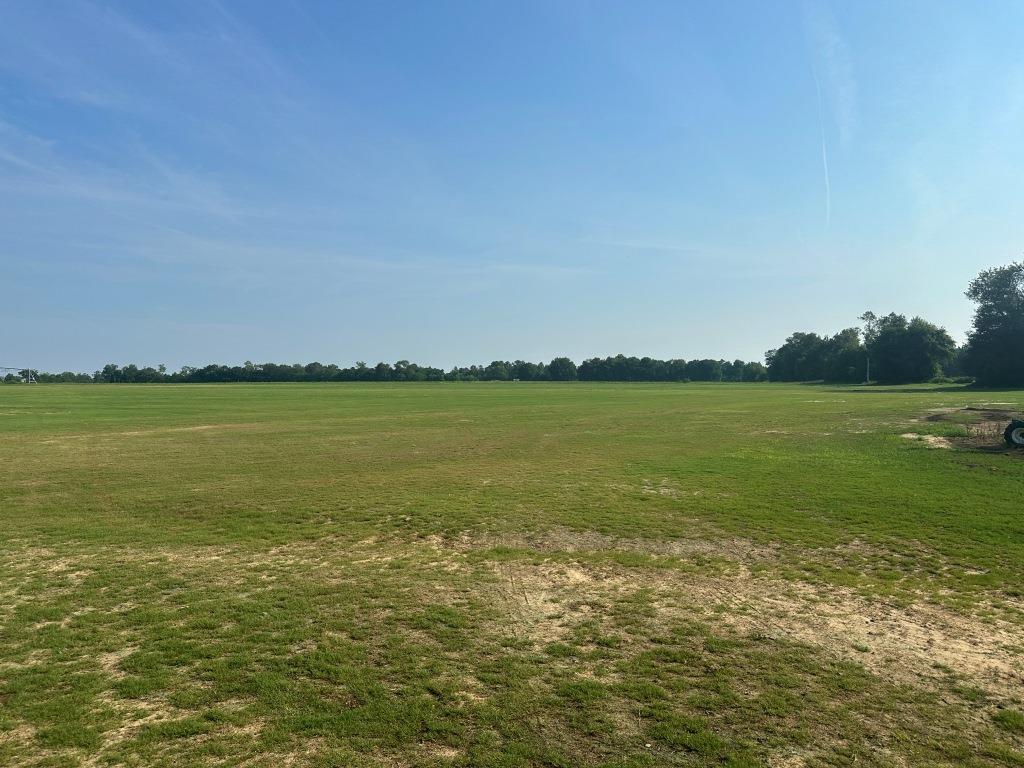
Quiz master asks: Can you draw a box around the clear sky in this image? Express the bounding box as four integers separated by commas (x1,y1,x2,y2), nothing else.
2,1,1022,372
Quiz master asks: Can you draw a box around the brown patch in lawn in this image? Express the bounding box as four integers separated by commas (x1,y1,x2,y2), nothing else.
901,433,953,449
427,525,776,564
493,560,604,643
0,547,94,580
767,753,809,768
118,423,253,437
486,553,1024,701
81,691,182,767
86,695,262,765
0,722,37,748
9,530,1021,754
423,744,464,760
917,407,1024,455
0,648,50,673
422,528,1023,700
712,578,1024,699
97,645,137,680
39,422,259,444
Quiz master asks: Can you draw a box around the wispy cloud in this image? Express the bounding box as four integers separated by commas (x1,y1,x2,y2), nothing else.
0,118,262,224
803,1,857,230
803,1,858,148
811,66,832,229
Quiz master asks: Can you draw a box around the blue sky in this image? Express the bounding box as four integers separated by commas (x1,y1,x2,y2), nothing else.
2,0,1022,372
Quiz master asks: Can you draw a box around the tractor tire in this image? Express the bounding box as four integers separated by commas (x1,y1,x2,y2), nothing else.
1005,420,1024,448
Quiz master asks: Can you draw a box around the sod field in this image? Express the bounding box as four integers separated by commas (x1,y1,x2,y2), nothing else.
1,382,1022,767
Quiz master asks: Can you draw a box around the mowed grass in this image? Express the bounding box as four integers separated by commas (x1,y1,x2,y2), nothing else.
0,382,1022,767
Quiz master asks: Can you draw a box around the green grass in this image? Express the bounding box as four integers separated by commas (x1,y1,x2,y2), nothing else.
0,382,1022,766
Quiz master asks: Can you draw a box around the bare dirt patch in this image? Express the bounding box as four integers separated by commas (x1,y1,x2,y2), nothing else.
426,525,776,564
0,724,41,765
81,701,183,768
901,407,1024,456
97,646,136,680
418,528,1024,701
484,550,1024,702
492,560,606,643
39,423,259,444
923,407,1023,453
715,577,1023,699
10,535,1020,705
901,433,953,449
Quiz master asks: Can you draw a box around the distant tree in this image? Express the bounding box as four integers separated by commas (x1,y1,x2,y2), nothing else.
721,359,747,382
868,314,955,384
578,356,608,381
510,360,544,381
741,361,768,382
963,261,1024,386
859,311,879,382
547,357,577,381
483,360,510,381
390,360,411,381
766,332,827,381
667,359,689,381
137,366,162,383
821,328,865,383
942,345,968,379
27,354,771,385
685,359,723,382
767,315,953,385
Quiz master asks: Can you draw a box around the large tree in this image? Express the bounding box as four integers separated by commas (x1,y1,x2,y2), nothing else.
547,357,578,381
821,328,866,383
765,332,827,381
867,314,955,384
963,262,1024,387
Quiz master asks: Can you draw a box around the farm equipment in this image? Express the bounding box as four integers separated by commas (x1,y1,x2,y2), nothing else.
1006,419,1024,447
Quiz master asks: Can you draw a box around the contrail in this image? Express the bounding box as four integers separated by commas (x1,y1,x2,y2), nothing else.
811,65,831,229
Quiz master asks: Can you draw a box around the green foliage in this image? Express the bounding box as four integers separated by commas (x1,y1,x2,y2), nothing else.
546,356,578,381
994,709,1024,734
20,355,774,384
964,261,1024,386
823,328,866,383
767,314,956,384
867,313,956,384
766,330,868,383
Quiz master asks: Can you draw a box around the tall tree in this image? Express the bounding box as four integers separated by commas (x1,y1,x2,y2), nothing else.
766,332,827,381
963,262,1024,386
483,361,511,381
547,357,578,381
822,328,866,383
867,314,955,384
859,311,879,382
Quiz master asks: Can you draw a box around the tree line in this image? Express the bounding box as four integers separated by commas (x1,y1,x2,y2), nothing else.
7,262,1021,387
765,315,961,385
766,261,1022,386
14,355,768,384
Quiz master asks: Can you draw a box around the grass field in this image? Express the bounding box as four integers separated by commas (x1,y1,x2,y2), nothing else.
1,382,1023,768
